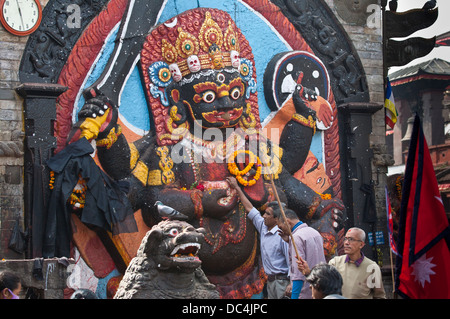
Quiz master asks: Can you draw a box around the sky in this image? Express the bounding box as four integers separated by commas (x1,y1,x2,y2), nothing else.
388,0,450,74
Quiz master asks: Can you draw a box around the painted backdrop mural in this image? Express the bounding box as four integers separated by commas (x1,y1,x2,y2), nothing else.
19,0,370,298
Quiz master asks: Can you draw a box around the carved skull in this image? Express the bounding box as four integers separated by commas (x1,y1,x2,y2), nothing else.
187,55,201,73
230,50,240,69
169,63,182,82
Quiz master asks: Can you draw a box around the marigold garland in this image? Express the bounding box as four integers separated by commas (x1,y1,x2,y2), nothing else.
69,191,86,209
69,175,87,209
49,171,55,189
227,150,262,187
318,193,332,200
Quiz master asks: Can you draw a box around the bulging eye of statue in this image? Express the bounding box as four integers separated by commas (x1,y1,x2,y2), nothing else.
168,228,179,237
202,91,216,103
230,87,241,100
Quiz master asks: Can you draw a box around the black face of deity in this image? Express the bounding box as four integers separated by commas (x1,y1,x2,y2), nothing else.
175,69,247,129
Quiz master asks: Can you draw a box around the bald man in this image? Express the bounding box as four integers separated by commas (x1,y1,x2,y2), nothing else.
298,227,386,299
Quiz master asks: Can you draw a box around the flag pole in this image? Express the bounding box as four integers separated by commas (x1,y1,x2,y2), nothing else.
389,247,397,298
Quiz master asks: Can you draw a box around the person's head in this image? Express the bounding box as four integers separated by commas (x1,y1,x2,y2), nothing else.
343,227,365,256
0,271,22,299
263,201,285,229
306,263,343,299
276,207,299,233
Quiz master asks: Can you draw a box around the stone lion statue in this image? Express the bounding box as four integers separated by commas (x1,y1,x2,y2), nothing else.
114,219,219,299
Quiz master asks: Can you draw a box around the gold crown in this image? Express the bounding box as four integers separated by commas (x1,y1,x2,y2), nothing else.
161,11,241,78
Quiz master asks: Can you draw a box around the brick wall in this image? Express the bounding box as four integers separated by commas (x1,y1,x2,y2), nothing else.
0,0,51,258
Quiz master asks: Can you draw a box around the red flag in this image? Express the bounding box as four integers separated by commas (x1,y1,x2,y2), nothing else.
395,114,450,299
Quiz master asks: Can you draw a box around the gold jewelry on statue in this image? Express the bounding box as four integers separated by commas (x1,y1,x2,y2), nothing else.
129,142,139,170
157,146,176,185
132,160,149,186
147,170,163,186
292,113,316,135
131,160,165,187
96,125,122,149
159,109,189,142
170,105,181,121
239,103,257,134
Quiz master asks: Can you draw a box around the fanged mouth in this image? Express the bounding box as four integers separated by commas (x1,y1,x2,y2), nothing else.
202,107,243,124
170,243,201,260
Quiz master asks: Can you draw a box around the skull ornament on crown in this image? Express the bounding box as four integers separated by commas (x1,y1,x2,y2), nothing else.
230,50,240,68
169,63,183,82
187,55,201,73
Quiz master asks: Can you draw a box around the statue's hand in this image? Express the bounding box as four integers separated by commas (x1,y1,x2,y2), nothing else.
202,189,237,219
313,198,346,232
315,99,334,129
78,93,118,141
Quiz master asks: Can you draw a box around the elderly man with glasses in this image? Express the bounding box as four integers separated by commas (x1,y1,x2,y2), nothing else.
298,227,386,299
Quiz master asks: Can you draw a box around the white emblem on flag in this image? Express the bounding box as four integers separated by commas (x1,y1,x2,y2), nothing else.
411,253,436,288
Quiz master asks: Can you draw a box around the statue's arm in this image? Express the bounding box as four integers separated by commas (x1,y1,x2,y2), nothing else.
279,82,318,174
83,0,165,106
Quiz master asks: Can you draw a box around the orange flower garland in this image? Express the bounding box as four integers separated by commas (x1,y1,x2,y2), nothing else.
49,171,55,189
228,150,262,186
318,193,332,200
69,175,87,209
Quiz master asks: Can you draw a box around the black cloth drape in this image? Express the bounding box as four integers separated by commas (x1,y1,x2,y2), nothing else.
43,138,137,258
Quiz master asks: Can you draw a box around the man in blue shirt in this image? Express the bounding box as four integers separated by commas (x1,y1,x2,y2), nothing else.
227,177,290,299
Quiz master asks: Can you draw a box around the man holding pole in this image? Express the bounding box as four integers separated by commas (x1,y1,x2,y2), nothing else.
227,176,326,299
276,208,326,299
227,177,290,299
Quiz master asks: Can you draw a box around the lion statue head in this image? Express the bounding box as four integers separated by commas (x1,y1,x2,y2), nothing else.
114,220,219,299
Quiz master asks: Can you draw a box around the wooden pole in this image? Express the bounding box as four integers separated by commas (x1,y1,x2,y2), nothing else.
269,174,302,262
